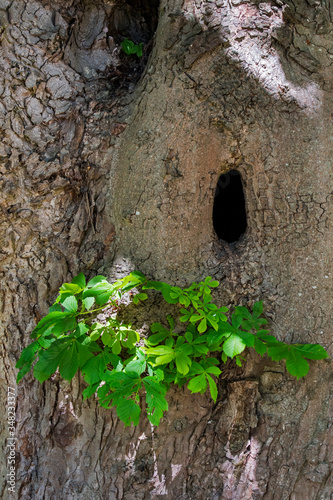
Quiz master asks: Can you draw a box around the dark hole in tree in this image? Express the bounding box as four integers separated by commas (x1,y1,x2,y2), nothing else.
108,0,159,84
213,170,247,243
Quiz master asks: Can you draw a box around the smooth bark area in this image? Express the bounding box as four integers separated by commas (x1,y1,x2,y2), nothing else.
0,0,332,498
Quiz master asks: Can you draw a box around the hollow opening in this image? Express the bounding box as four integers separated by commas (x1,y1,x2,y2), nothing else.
109,0,159,46
108,0,160,84
213,170,247,243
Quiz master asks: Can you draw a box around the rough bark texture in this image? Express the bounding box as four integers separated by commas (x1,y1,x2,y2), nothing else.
0,0,332,498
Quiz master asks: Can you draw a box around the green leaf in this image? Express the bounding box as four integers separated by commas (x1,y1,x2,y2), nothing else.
38,336,56,348
81,355,101,385
77,342,94,368
267,345,290,361
60,283,82,295
206,366,221,377
253,301,264,318
130,270,146,280
82,383,99,400
237,330,255,347
254,338,267,356
175,352,191,375
49,304,62,313
16,341,40,369
198,317,207,333
83,297,95,311
206,374,218,402
90,330,101,341
235,356,242,367
87,275,108,287
154,353,175,365
207,315,219,331
143,377,168,426
234,306,252,320
256,331,279,344
286,349,309,379
31,311,74,338
188,373,207,394
146,346,174,356
71,273,86,288
133,293,148,304
112,340,122,355
295,344,329,360
188,362,205,375
223,334,246,358
193,344,209,355
34,341,69,382
189,314,204,323
59,342,79,381
124,330,139,348
62,296,78,313
125,358,147,376
17,363,33,383
101,330,112,346
95,291,113,305
185,331,193,343
76,323,89,335
116,399,141,427
231,313,243,329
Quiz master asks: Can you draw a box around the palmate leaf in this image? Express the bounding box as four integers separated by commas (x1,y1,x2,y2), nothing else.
234,306,252,320
15,270,330,427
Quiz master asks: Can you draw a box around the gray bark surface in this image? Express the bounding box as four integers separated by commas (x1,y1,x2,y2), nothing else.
0,0,332,498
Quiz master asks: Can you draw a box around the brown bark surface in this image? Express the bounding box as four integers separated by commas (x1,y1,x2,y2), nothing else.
0,0,332,498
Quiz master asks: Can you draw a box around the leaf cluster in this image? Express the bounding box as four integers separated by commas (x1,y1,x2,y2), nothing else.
16,272,328,427
121,38,144,58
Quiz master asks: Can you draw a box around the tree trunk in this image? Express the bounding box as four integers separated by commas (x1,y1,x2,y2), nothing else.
1,0,332,498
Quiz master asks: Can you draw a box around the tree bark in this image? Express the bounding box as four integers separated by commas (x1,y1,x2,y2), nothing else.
1,0,332,499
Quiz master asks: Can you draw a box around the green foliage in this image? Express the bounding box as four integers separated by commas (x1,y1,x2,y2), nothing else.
16,272,329,427
121,38,144,58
